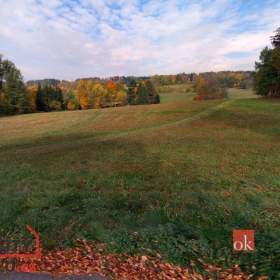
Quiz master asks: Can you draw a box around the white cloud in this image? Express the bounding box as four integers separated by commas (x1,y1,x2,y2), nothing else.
0,0,279,80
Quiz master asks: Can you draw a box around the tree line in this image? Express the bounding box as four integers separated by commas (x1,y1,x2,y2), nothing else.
0,57,160,116
151,71,254,89
25,79,160,113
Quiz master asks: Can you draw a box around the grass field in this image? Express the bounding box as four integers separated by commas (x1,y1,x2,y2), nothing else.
0,85,280,276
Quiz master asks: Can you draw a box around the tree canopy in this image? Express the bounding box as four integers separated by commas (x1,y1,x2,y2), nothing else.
255,28,280,97
0,55,161,116
0,55,31,115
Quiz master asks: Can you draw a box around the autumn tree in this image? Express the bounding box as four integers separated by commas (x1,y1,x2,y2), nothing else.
27,86,38,112
115,90,127,105
77,80,89,109
91,83,107,108
62,90,79,110
194,76,208,100
194,74,227,100
106,80,117,94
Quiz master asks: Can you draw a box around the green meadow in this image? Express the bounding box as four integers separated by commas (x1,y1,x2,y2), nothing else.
0,85,279,276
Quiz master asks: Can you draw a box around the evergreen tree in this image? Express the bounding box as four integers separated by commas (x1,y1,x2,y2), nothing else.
255,28,280,97
127,80,137,105
154,93,160,104
136,82,149,104
35,84,65,112
255,48,278,96
36,84,46,111
18,88,32,113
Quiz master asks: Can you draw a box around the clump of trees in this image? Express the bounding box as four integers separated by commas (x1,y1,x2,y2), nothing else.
35,85,64,112
255,28,280,97
194,74,227,100
0,55,161,116
127,80,160,105
0,55,31,115
27,79,159,113
75,79,128,109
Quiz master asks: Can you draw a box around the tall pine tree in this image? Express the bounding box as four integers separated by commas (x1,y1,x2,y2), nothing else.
127,80,137,105
136,82,149,104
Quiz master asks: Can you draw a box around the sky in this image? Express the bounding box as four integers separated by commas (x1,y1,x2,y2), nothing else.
0,0,279,81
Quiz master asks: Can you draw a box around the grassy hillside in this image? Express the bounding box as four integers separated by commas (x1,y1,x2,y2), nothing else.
0,85,279,276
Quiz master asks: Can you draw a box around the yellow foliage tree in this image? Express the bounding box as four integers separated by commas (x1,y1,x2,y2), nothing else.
67,100,77,110
27,86,38,112
77,80,89,110
115,90,127,105
91,83,107,108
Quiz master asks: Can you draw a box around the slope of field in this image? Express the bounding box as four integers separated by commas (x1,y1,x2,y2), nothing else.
0,85,279,276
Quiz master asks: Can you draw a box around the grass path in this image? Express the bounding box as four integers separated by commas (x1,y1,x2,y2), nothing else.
0,99,232,154
98,99,234,140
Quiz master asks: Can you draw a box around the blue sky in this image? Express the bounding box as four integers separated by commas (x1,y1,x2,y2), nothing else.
0,0,279,80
